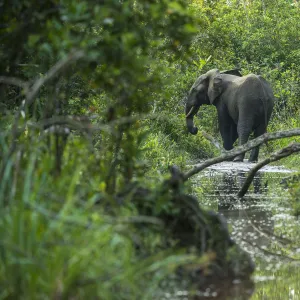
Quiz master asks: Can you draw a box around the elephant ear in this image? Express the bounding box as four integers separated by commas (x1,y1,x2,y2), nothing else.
207,70,223,104
191,74,208,92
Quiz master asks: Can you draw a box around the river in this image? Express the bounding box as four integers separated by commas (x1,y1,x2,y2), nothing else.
189,161,300,299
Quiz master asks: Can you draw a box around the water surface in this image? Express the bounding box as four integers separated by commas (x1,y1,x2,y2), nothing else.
191,161,300,299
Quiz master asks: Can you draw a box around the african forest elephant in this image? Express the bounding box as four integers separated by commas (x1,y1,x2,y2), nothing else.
185,69,274,162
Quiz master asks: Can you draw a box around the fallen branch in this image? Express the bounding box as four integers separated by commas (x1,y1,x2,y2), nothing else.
183,128,300,181
237,142,300,197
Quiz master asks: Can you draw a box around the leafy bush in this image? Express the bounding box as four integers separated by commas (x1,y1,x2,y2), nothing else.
143,114,216,172
0,140,198,299
1,0,300,298
287,175,300,216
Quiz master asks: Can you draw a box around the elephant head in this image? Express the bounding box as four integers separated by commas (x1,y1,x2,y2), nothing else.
185,68,242,135
185,69,223,135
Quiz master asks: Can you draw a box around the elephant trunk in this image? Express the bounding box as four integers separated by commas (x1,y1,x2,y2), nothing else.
185,105,199,135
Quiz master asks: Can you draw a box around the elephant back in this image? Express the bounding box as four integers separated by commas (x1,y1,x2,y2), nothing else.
237,74,274,126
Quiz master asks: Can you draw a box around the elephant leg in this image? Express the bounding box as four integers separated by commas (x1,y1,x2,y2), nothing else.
230,123,238,146
249,124,266,162
224,123,238,162
233,119,253,162
221,127,234,150
219,122,238,161
249,146,259,163
217,105,236,151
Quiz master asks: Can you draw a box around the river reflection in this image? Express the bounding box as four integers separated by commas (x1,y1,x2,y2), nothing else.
162,278,254,300
215,172,274,253
187,164,299,300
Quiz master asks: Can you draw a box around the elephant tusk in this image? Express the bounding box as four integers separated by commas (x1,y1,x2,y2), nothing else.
186,106,196,118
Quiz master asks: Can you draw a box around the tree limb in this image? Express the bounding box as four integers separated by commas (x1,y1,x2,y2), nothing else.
0,50,84,105
27,113,158,134
183,128,300,181
0,76,28,91
25,50,84,107
0,50,85,178
237,142,300,197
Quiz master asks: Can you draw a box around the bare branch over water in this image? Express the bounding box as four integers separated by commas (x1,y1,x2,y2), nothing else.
237,142,300,197
183,128,300,181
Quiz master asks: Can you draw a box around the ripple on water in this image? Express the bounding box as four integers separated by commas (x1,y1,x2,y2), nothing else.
189,162,300,297
160,162,299,299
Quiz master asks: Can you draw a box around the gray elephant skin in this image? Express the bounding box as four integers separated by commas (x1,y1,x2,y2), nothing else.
185,69,274,162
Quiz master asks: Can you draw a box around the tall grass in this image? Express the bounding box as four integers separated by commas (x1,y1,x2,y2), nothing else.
0,137,195,299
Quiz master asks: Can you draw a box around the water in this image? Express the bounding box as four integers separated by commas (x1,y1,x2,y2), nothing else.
189,161,300,299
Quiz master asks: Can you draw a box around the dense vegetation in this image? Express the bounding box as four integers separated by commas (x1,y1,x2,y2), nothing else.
0,0,299,298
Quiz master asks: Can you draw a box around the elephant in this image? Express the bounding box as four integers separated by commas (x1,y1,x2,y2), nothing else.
185,68,274,162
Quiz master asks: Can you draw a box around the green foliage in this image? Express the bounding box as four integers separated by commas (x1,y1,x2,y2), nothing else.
1,0,200,191
0,0,203,298
0,142,197,299
142,131,187,173
188,0,300,126
287,175,300,216
253,264,300,300
145,114,216,164
290,183,300,217
1,0,300,298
